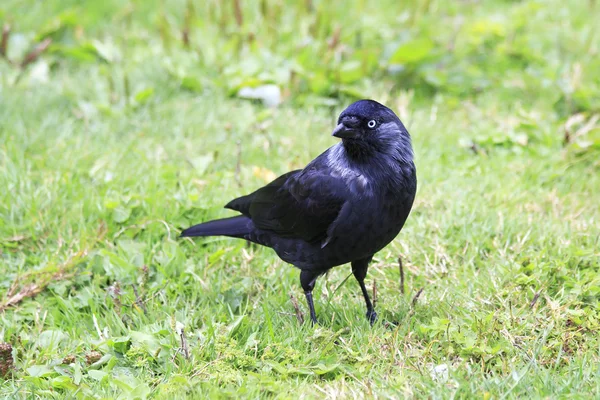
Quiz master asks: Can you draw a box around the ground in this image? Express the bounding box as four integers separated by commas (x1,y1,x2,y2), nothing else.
1,0,599,398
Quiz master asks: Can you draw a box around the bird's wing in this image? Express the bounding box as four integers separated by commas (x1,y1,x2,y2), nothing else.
227,167,349,245
251,169,349,244
225,170,302,216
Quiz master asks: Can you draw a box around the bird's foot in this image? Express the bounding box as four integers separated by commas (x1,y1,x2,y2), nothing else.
366,310,377,325
383,320,400,330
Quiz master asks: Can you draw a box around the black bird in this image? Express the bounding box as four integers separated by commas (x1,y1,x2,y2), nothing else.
181,99,417,324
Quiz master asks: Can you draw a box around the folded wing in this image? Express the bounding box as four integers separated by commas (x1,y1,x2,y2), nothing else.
225,167,349,245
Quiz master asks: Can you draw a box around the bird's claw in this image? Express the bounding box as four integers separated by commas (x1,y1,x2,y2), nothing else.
366,310,377,325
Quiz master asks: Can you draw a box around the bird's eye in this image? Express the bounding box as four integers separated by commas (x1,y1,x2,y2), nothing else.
367,120,377,129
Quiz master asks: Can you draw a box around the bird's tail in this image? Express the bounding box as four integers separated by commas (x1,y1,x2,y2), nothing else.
180,216,252,238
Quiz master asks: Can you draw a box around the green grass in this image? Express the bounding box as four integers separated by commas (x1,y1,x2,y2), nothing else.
1,0,600,398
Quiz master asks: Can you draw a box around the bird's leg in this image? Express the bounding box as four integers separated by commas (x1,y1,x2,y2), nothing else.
351,256,377,325
300,270,319,325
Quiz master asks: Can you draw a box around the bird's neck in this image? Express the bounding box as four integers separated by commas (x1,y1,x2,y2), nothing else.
340,136,413,166
341,140,378,160
326,143,414,193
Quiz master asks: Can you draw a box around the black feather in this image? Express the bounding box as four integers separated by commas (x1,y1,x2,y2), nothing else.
180,216,251,238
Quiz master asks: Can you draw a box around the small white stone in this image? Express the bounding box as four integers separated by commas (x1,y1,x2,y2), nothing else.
237,84,281,108
430,363,449,381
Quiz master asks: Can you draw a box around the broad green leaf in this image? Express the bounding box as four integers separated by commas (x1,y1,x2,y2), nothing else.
27,365,55,377
312,363,340,375
389,38,434,64
130,331,161,354
134,88,155,104
109,336,132,354
51,376,77,390
88,370,108,381
113,206,131,223
181,76,203,92
37,330,68,350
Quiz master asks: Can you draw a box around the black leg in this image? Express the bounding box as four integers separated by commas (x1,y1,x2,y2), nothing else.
300,270,319,325
351,256,377,325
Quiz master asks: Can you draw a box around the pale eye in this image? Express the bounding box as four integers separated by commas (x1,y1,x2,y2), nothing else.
367,120,377,129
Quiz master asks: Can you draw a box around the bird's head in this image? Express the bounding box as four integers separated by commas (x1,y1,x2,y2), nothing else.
332,100,412,161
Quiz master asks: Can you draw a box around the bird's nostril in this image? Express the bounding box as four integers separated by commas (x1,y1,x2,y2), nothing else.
342,116,361,128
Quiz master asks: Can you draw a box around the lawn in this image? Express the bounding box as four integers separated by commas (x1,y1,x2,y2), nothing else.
1,0,599,398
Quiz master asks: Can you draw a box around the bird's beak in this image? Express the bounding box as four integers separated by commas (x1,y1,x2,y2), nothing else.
332,123,358,139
